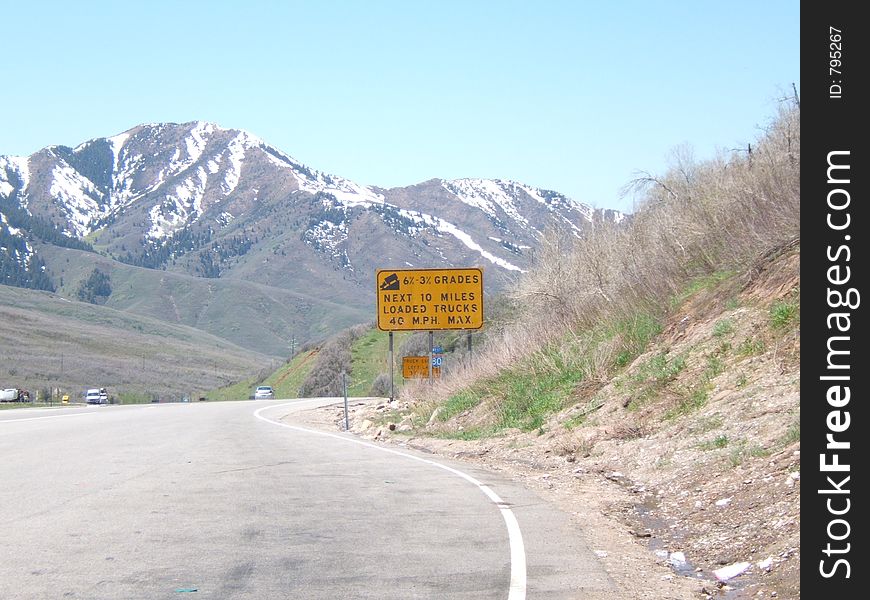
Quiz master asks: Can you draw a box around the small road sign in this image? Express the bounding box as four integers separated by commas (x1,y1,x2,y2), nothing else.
403,356,442,379
376,268,483,331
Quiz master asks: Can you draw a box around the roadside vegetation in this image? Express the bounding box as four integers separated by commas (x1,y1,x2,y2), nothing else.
257,326,482,401
242,103,800,426
400,102,799,435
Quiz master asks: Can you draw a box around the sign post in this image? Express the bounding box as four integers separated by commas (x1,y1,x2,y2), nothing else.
428,331,434,384
343,372,349,431
389,332,394,402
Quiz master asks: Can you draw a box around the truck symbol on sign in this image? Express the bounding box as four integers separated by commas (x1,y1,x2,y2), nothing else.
379,273,400,291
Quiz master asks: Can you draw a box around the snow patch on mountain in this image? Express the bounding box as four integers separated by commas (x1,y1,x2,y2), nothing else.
0,156,31,200
394,208,523,272
0,212,33,265
112,151,147,206
107,132,129,169
303,219,350,266
222,131,257,196
148,167,210,239
291,168,385,207
185,121,214,166
121,122,214,207
261,145,298,169
442,178,603,240
442,178,529,226
440,220,524,272
258,144,385,207
0,172,15,198
148,204,176,240
508,181,591,217
1,211,21,235
49,164,106,237
108,122,225,210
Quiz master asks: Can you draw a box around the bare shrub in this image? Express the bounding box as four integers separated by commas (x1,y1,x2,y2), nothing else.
298,325,369,397
516,103,800,336
610,423,651,441
404,103,800,411
398,333,430,357
370,372,391,397
298,340,320,354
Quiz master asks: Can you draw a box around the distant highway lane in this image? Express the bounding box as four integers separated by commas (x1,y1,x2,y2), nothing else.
0,400,612,599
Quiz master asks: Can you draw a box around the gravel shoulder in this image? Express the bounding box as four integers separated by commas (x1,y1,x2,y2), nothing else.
290,399,703,600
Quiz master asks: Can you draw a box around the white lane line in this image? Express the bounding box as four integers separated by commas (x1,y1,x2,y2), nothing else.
0,412,92,424
254,401,527,600
0,403,162,424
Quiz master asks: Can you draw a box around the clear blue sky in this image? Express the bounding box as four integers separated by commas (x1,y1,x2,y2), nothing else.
1,1,799,213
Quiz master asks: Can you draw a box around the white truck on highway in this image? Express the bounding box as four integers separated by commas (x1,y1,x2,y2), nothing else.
85,388,109,404
1,388,23,402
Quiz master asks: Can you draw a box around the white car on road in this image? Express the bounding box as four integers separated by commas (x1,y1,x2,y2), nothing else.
253,386,274,400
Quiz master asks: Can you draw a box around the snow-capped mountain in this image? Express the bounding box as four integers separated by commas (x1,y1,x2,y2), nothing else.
1,121,623,351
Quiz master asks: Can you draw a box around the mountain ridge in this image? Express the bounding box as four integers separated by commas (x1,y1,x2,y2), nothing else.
2,121,625,356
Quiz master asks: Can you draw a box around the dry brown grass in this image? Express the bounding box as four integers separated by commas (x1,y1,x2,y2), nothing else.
404,103,800,412
0,287,272,400
519,103,800,333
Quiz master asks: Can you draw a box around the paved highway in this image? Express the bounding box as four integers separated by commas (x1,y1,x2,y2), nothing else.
0,400,612,599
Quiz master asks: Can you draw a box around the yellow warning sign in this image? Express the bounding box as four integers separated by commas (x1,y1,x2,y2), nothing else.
377,268,483,331
402,356,442,379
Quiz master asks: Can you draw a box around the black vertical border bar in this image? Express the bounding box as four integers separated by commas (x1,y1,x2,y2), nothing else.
803,3,865,596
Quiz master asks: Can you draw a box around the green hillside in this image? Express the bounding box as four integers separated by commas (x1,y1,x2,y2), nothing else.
265,349,322,398
347,329,414,396
246,326,470,400
0,283,273,400
38,244,370,356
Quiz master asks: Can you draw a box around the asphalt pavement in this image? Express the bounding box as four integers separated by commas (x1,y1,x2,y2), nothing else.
0,400,612,599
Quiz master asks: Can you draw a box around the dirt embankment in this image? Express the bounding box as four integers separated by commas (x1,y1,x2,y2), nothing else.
298,250,801,600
